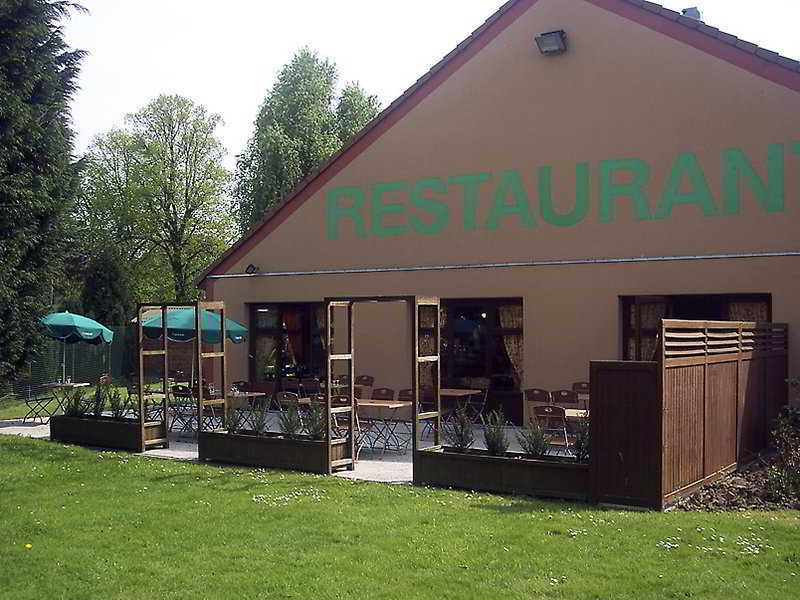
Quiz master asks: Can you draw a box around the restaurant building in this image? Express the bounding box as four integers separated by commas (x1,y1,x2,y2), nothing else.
198,0,800,422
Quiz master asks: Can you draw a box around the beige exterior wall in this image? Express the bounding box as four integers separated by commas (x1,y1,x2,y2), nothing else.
207,0,800,400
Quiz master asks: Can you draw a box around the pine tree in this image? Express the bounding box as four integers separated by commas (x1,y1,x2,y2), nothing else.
0,0,84,381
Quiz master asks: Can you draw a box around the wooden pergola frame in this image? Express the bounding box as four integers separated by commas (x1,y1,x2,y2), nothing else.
137,300,228,445
324,296,442,473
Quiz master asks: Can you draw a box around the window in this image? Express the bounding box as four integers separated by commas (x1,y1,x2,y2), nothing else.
440,299,523,390
621,294,771,361
249,304,325,385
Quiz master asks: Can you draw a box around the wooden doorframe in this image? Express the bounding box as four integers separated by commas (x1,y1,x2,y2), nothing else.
323,296,442,475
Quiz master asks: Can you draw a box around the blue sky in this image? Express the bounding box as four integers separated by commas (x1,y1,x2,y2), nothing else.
63,1,800,168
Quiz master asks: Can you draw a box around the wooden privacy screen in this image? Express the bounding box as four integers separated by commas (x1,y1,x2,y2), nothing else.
590,320,788,510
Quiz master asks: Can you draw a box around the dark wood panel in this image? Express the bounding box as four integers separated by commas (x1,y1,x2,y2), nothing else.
663,365,704,494
704,361,738,474
590,361,661,509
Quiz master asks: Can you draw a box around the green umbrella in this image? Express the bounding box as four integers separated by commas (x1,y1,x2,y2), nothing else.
141,308,248,345
40,311,114,383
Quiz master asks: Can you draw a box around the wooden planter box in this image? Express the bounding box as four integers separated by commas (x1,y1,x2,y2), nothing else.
414,447,589,501
49,415,168,453
199,431,351,475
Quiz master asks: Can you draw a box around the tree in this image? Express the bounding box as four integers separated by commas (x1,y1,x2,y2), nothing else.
80,249,132,326
0,0,84,382
234,48,380,231
78,95,234,303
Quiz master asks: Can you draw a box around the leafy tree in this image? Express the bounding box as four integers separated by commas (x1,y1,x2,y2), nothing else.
80,249,132,325
0,0,84,381
78,95,234,302
235,48,380,231
336,82,381,145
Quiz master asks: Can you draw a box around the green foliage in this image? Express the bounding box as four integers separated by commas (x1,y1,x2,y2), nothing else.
0,0,84,381
482,409,509,456
517,421,549,458
76,95,234,303
91,382,109,417
336,82,381,145
107,387,129,419
278,400,303,438
443,406,475,452
304,402,328,441
60,387,88,417
572,419,590,463
234,48,380,231
251,402,269,435
222,408,243,435
80,249,132,325
767,406,800,501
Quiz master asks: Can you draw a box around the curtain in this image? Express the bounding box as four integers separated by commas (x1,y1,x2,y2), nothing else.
728,301,769,322
497,304,523,384
283,309,303,367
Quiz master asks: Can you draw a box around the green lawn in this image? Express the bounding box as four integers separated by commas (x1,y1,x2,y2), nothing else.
0,436,798,599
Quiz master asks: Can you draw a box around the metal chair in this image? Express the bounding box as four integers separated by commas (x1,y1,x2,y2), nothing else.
300,377,321,395
23,392,54,424
551,389,580,407
169,385,197,436
572,381,590,410
533,405,570,456
524,388,551,405
370,387,395,401
398,388,414,401
274,391,300,411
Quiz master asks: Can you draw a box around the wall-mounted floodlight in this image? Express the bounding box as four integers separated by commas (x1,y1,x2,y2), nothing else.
245,264,259,275
535,30,568,55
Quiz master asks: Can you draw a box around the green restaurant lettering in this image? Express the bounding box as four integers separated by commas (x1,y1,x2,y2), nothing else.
325,142,797,240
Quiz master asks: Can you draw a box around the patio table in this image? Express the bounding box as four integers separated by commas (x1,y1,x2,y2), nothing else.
358,400,413,454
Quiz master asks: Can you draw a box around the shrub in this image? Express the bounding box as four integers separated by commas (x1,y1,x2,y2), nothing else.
572,419,590,463
222,408,243,435
443,406,475,452
278,400,303,438
517,421,548,458
767,406,800,501
92,382,110,417
482,409,509,456
252,402,269,436
304,403,328,440
107,388,128,419
60,388,87,417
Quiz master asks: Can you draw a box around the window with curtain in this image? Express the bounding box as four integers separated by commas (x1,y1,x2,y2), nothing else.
622,294,771,360
439,299,523,390
249,303,325,385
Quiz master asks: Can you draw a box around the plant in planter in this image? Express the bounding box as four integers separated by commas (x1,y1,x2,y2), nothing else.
517,420,548,458
92,383,109,418
304,403,328,441
482,409,509,456
443,406,474,452
107,387,128,419
252,402,269,436
572,419,590,463
60,388,88,417
278,400,303,439
222,408,243,435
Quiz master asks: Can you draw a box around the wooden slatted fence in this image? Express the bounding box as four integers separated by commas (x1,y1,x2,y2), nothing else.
590,320,788,509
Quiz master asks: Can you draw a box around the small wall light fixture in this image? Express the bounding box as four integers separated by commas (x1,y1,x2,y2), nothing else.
535,30,568,55
244,264,259,275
